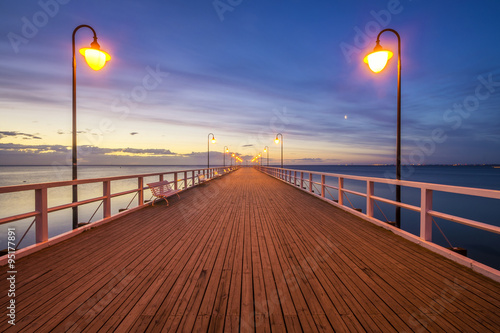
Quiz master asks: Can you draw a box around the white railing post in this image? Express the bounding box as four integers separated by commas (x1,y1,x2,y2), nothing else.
35,188,48,243
421,188,433,241
309,173,312,193
103,180,111,218
321,175,325,197
184,171,188,189
300,172,304,189
338,177,344,206
367,181,374,217
138,177,144,206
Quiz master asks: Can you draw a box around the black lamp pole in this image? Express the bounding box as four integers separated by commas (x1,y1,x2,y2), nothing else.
375,28,402,228
208,133,215,168
275,133,283,168
264,146,269,166
72,24,99,230
223,146,228,167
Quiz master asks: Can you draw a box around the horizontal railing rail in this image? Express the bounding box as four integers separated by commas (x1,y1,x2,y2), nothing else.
258,166,500,243
0,166,238,247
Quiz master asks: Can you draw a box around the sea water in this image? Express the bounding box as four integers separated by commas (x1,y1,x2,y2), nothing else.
0,165,499,270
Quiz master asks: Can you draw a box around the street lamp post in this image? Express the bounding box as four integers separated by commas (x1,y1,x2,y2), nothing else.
264,146,269,166
231,153,235,167
207,133,216,169
275,133,283,168
223,146,229,167
72,25,111,229
364,28,401,228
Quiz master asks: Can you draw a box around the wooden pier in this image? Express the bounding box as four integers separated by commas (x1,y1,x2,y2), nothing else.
1,167,499,332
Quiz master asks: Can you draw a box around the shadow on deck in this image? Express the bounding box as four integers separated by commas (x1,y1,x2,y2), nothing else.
1,167,499,332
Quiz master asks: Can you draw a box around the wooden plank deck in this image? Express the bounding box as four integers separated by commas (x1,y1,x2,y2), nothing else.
1,167,499,332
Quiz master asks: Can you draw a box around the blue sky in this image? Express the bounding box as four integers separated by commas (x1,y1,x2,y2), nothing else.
0,0,499,166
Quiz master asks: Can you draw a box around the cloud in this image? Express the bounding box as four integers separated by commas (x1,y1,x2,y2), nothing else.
130,132,139,136
242,144,254,147
0,131,42,140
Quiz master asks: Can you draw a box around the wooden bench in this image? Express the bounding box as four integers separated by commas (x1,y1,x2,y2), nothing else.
147,180,181,206
198,174,207,184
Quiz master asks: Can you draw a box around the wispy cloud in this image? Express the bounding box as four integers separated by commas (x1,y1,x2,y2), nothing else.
0,131,41,140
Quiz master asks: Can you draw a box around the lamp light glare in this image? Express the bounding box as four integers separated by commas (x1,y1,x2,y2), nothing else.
364,50,393,73
79,48,110,71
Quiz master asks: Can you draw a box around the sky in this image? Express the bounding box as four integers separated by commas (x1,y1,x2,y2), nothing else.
0,0,499,166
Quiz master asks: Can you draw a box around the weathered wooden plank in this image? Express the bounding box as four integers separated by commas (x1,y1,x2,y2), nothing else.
1,167,499,333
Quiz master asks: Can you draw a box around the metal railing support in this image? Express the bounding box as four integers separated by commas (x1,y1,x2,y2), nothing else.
103,180,111,218
421,188,433,241
35,188,48,243
338,177,344,206
138,177,144,206
367,181,374,217
321,175,325,198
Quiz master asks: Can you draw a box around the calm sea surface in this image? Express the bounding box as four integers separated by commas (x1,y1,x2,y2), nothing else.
1,165,499,270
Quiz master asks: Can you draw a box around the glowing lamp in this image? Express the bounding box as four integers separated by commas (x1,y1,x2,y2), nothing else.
275,138,280,144
264,148,267,152
79,39,110,71
363,42,393,73
211,138,216,144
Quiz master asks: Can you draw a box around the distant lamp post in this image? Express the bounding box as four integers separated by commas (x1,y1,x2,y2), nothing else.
231,153,235,167
72,24,111,229
364,28,402,228
264,146,269,166
223,146,229,167
275,133,283,168
208,133,216,168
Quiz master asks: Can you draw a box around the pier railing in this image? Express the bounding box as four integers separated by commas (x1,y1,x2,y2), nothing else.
258,166,500,251
0,166,237,247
